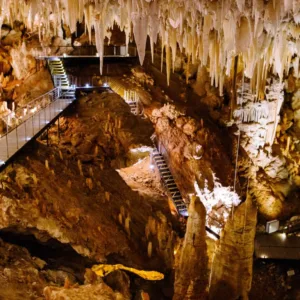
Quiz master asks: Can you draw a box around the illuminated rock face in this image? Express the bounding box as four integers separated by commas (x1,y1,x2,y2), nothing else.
209,196,257,299
1,0,300,89
174,196,208,300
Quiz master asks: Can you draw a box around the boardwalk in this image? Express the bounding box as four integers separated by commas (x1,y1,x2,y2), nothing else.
0,89,75,167
255,233,300,260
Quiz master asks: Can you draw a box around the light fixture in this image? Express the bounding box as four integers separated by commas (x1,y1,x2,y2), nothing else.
149,164,155,170
63,53,67,57
103,82,109,87
85,83,90,88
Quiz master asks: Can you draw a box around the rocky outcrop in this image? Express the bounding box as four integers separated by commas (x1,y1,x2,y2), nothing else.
0,92,176,273
209,196,257,299
150,103,240,230
173,196,208,300
44,280,125,300
152,103,236,194
50,92,153,167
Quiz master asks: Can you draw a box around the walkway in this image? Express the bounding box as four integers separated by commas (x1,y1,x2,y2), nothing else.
255,233,300,260
151,148,188,216
33,45,137,59
151,144,220,239
0,88,75,168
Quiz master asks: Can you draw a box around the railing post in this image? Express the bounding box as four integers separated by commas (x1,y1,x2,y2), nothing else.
25,120,27,141
5,118,9,159
32,114,34,136
16,126,19,149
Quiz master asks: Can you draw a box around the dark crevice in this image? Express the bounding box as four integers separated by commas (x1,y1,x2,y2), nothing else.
0,229,96,283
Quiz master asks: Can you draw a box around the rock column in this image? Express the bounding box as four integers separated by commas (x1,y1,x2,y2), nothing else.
209,196,257,299
173,195,208,300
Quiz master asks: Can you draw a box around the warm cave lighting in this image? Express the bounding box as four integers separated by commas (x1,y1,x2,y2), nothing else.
279,233,287,240
130,146,152,153
30,107,37,114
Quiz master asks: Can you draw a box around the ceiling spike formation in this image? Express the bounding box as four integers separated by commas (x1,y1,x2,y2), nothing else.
2,0,300,85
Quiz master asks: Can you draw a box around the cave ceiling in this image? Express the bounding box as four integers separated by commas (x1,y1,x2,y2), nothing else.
1,0,300,89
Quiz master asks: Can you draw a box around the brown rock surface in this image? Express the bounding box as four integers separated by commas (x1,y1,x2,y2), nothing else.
151,103,237,202
0,91,176,274
209,196,257,299
173,196,208,300
44,280,125,300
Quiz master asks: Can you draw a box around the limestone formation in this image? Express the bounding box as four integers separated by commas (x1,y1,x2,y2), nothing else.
209,196,257,299
174,195,208,300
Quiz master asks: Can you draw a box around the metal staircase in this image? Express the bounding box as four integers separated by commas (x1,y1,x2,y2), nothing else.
48,59,76,100
152,148,188,217
151,135,220,239
127,101,138,115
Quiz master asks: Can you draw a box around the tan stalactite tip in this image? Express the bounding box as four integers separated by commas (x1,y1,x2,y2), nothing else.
91,264,164,281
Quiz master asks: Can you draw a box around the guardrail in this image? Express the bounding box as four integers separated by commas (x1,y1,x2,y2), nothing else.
29,45,137,58
0,88,61,137
0,87,75,167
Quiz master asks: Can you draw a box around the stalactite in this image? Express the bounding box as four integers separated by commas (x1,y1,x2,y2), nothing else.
166,45,171,86
0,0,298,97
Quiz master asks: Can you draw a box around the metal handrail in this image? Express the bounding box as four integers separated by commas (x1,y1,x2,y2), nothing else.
28,45,137,57
0,87,74,138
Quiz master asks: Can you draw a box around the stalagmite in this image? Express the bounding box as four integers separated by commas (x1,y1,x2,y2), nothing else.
89,167,93,178
209,196,257,299
147,241,152,258
77,160,83,176
173,195,208,300
125,215,131,237
59,150,63,161
86,178,93,190
118,213,123,225
105,191,110,202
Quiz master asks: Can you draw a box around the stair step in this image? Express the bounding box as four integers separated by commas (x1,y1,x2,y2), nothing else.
167,184,177,188
174,199,184,204
155,159,165,163
161,173,172,176
174,199,183,203
177,205,187,209
157,162,167,166
157,164,168,168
